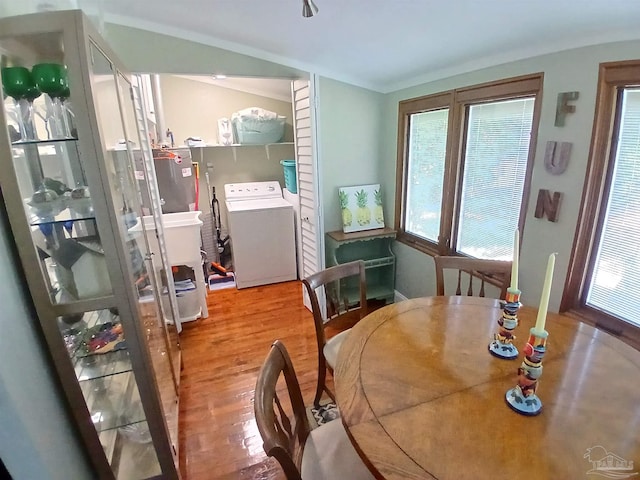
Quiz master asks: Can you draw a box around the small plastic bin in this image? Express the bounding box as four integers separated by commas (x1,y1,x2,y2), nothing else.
280,160,297,193
162,280,200,322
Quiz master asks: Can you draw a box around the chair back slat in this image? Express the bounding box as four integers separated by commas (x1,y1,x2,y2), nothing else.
305,261,367,318
466,271,474,296
303,260,367,338
434,255,512,299
255,341,310,480
479,274,486,297
274,393,292,439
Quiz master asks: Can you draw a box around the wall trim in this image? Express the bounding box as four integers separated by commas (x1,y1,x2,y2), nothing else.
394,290,408,302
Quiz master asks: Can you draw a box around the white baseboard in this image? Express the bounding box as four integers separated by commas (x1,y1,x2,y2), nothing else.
394,290,408,302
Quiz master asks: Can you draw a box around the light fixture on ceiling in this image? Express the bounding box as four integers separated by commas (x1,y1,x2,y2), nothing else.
302,0,318,18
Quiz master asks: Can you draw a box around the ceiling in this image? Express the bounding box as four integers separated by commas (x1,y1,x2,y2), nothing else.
100,0,640,93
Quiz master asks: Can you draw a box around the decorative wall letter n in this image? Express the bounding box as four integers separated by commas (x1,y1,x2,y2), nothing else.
534,189,562,222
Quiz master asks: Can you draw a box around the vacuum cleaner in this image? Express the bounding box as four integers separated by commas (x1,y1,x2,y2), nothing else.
210,185,232,274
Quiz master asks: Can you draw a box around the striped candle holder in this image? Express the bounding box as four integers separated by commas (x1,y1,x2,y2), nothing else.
505,328,548,416
488,287,521,360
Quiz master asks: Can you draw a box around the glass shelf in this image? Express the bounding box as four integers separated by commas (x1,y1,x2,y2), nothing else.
75,349,132,382
28,206,96,226
66,309,145,435
60,309,132,382
100,420,160,479
38,227,112,303
12,137,78,146
81,370,146,434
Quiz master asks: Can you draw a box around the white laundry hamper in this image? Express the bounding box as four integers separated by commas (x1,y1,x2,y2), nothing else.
231,107,286,144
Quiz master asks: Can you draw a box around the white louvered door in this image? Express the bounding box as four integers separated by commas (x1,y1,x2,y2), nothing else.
291,77,323,310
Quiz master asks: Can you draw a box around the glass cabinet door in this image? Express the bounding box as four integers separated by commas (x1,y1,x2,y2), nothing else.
91,45,179,462
115,66,181,460
85,40,174,478
0,14,178,480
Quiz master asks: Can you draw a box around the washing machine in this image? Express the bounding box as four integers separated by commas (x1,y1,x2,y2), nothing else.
224,181,297,289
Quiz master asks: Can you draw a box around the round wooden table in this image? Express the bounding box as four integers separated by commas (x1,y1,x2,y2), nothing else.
334,296,640,480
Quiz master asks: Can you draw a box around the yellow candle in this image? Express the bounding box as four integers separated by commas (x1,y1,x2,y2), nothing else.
511,229,519,290
534,253,557,333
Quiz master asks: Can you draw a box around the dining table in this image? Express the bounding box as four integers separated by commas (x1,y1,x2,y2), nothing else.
334,296,640,480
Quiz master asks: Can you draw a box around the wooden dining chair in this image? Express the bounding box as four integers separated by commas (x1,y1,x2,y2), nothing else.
433,255,512,299
254,340,375,480
302,260,367,407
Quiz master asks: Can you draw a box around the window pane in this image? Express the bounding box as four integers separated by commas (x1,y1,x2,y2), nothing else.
405,108,449,243
457,98,534,259
587,88,640,326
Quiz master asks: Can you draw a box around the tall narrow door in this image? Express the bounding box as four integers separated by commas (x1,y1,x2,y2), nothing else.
291,77,323,310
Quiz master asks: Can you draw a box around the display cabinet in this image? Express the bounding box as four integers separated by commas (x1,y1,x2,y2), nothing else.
0,10,181,479
326,228,396,305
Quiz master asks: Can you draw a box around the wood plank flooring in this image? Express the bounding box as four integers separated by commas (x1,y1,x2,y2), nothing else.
178,280,332,480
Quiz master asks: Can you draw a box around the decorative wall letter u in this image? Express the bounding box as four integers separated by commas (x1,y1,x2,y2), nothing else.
544,141,572,175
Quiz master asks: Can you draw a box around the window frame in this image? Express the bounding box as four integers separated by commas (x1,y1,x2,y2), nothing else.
394,73,543,258
561,60,640,349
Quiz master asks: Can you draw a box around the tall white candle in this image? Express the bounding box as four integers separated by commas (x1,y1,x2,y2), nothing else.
534,253,557,333
511,229,519,290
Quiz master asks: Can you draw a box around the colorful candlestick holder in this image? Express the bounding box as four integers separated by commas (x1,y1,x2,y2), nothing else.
505,328,548,416
488,287,521,359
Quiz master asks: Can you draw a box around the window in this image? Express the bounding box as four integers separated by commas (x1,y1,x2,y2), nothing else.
562,61,640,347
405,107,449,243
395,74,542,261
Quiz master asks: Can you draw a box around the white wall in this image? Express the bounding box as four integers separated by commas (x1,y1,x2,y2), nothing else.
382,39,640,311
0,205,94,479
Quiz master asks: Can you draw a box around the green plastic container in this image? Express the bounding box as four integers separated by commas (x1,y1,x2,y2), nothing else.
280,160,297,193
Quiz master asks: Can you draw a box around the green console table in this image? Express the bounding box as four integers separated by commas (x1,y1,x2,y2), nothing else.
326,228,396,305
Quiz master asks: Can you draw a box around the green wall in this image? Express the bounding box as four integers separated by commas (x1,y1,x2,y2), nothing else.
317,77,385,233
383,39,640,311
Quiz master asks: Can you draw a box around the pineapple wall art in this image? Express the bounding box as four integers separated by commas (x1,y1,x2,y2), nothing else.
338,184,385,233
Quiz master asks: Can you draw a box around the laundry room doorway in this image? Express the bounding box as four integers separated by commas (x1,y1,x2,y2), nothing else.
134,73,323,301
